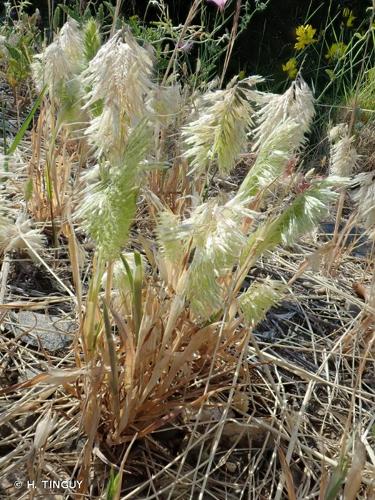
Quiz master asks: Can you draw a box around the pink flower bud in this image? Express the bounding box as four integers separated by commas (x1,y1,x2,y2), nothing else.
207,0,228,12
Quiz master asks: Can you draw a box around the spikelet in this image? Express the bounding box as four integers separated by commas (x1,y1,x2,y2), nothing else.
351,172,375,231
252,77,315,151
148,84,182,126
241,178,341,263
0,214,46,257
83,18,101,62
81,31,154,160
157,197,255,318
77,121,152,259
329,123,359,177
157,210,186,263
237,118,302,201
32,18,84,99
239,278,286,326
182,76,263,175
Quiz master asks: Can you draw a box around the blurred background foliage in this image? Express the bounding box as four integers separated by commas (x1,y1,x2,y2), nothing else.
1,0,374,137
4,0,372,82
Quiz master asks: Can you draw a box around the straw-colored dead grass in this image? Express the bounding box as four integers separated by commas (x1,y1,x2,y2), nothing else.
0,231,374,498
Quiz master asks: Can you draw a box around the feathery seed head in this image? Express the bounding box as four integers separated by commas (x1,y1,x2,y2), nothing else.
238,118,303,201
329,123,359,177
82,32,153,111
186,199,250,317
77,121,152,259
187,199,249,258
275,178,340,247
239,278,286,326
148,84,182,126
252,78,315,151
158,197,254,318
58,17,84,65
157,210,186,263
351,172,375,230
83,18,101,62
183,76,263,175
242,177,341,263
32,18,84,99
81,31,154,160
0,214,46,256
280,185,336,245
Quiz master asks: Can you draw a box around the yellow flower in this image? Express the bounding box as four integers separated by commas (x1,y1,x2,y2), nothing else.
343,8,356,28
282,58,298,79
294,24,317,50
325,42,347,62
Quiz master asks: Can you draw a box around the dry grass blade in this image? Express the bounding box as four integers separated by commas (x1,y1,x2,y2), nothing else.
343,438,367,500
277,447,297,500
102,300,120,425
33,408,56,451
0,368,85,395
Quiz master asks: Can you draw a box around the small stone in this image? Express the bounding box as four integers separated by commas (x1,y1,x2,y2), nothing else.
8,311,75,352
225,462,237,473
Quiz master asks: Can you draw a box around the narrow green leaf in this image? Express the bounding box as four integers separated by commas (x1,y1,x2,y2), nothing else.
119,254,134,291
103,1,116,17
7,86,46,157
106,469,121,500
4,44,23,60
58,5,81,22
53,5,61,31
324,456,348,500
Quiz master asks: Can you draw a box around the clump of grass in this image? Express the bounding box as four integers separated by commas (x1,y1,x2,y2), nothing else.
24,17,347,487
0,4,374,499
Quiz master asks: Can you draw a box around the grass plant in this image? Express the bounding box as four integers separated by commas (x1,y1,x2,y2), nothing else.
0,1,374,498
